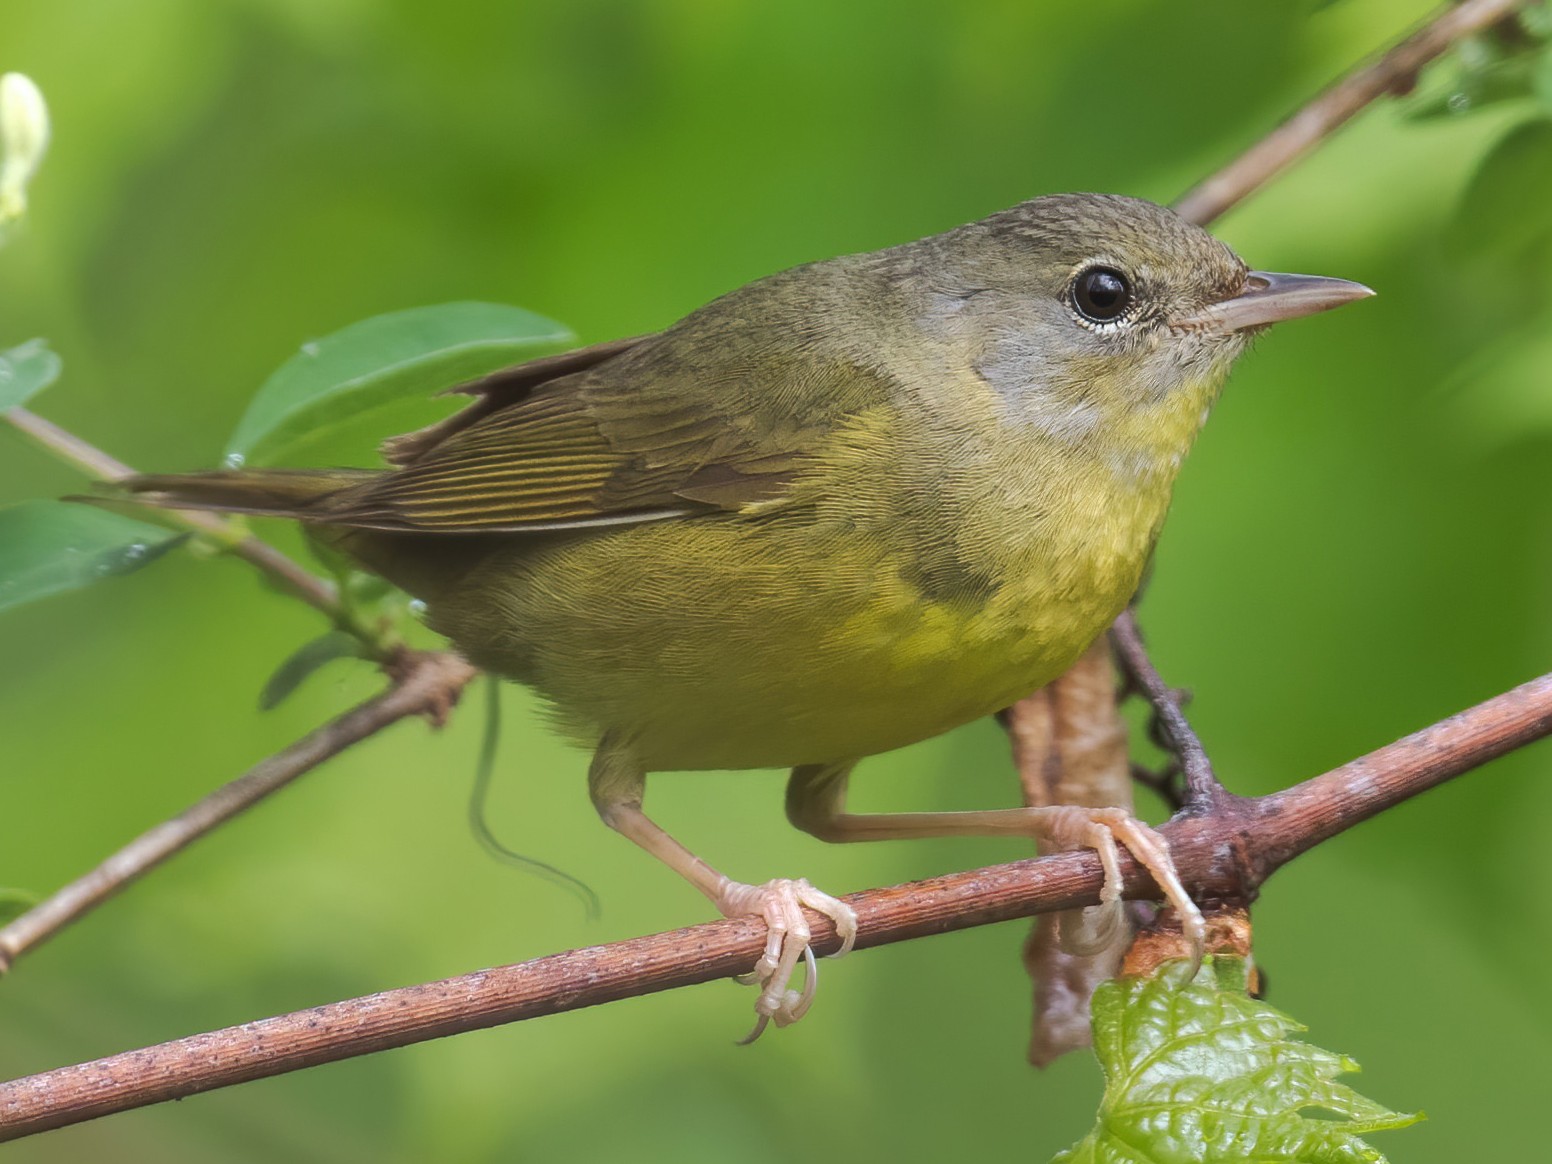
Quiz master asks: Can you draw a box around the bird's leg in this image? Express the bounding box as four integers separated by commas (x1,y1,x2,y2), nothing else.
588,741,858,1042
786,762,1205,960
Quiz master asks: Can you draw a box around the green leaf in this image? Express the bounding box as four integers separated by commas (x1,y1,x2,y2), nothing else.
1450,119,1552,261
224,302,573,467
1439,313,1552,451
1536,47,1552,115
1053,958,1420,1164
0,887,37,925
259,630,367,709
1407,28,1552,121
0,338,62,412
0,500,183,614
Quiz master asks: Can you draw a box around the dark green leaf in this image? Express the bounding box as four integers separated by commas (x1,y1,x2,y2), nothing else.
1536,46,1552,113
224,302,573,467
1450,119,1552,260
1053,958,1420,1164
259,630,367,709
1406,19,1552,121
0,338,62,413
0,887,37,925
0,501,182,615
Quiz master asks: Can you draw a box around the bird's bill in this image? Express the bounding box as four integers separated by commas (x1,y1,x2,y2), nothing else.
1181,271,1375,333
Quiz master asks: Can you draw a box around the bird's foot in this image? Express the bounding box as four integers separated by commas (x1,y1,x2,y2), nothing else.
715,877,858,1044
1039,806,1205,965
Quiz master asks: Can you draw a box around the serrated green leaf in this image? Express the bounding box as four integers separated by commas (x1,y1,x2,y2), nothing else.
259,630,367,709
0,887,37,925
0,501,182,614
0,338,61,412
1052,958,1420,1164
224,302,573,467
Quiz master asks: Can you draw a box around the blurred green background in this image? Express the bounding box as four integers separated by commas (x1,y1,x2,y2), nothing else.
3,1,1550,1160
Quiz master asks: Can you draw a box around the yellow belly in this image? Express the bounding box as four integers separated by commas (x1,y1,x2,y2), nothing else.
436,503,1148,772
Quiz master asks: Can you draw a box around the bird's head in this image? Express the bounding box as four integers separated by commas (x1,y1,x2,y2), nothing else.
909,193,1372,469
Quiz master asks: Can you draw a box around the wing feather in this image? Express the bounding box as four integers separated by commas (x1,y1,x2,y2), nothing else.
320,266,899,533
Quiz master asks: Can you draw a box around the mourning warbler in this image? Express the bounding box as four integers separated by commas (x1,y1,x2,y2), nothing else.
126,193,1372,1038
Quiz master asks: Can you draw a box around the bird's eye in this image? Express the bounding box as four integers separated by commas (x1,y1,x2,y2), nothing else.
1071,266,1132,324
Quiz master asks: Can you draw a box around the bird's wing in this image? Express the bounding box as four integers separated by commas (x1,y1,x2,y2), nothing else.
321,323,893,533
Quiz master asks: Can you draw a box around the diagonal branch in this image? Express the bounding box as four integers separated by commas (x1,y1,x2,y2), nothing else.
3,671,1547,1141
1172,0,1530,225
0,650,477,974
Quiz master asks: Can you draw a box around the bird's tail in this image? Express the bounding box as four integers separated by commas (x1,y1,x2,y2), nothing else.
119,468,379,520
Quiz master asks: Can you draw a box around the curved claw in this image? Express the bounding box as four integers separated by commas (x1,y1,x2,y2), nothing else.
716,877,857,1042
737,946,819,1045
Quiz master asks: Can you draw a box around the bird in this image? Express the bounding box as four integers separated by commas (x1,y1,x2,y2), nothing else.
123,193,1373,1039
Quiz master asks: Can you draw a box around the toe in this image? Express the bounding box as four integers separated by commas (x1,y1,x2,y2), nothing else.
715,877,847,1040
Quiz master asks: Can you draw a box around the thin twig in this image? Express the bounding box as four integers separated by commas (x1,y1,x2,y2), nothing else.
0,651,477,974
1172,0,1531,226
4,406,137,480
2,670,1547,1140
1109,611,1224,810
4,407,354,638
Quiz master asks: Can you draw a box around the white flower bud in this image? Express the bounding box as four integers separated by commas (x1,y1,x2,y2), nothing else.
0,72,50,227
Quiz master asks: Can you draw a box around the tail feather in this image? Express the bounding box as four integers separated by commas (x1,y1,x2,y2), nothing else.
121,468,380,520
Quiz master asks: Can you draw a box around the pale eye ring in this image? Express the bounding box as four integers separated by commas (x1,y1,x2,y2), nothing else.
1071,266,1132,324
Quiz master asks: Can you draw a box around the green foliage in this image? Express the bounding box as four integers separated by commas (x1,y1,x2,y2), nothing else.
1407,13,1552,121
223,302,574,467
0,500,180,613
1439,114,1552,450
1054,959,1419,1164
1449,117,1552,261
257,631,367,710
0,887,36,925
0,305,566,626
0,338,59,412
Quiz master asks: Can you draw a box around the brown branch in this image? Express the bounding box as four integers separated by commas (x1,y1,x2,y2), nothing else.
0,650,477,975
3,670,1547,1140
1172,0,1531,226
1109,611,1224,810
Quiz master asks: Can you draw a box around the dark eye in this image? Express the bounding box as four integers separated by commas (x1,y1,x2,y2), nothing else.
1071,266,1132,323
